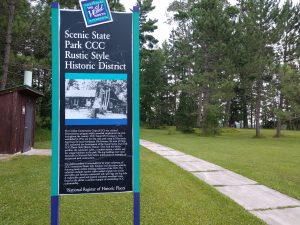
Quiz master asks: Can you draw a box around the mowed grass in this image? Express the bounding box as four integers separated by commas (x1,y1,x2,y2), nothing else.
141,128,300,200
0,148,265,225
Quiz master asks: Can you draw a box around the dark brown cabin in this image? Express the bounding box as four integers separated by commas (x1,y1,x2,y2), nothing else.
0,86,43,154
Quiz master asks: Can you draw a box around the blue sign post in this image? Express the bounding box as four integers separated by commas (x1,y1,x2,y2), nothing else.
51,2,140,224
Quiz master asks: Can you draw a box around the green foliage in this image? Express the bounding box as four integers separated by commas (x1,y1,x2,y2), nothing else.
36,115,52,129
167,0,237,134
1,0,32,88
201,104,221,136
237,0,280,137
140,49,168,128
138,0,163,127
280,65,300,103
34,127,51,142
162,0,300,136
108,0,125,11
175,92,197,133
137,0,158,49
34,127,51,148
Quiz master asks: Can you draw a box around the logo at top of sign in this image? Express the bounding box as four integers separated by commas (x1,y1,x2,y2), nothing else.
79,0,113,27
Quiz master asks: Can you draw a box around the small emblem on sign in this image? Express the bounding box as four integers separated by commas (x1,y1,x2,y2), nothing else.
79,0,113,27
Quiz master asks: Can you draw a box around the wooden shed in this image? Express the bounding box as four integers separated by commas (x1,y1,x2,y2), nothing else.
0,86,43,154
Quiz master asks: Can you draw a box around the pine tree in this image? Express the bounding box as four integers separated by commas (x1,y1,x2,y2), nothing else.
137,0,158,49
175,91,197,132
137,0,161,125
108,0,125,12
140,49,168,127
167,0,201,129
1,0,16,90
237,0,280,137
191,0,236,134
274,0,299,137
277,65,300,131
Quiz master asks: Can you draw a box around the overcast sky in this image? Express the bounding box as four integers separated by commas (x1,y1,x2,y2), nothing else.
120,0,300,46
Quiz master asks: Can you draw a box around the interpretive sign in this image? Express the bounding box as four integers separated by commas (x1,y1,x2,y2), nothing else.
58,10,132,195
52,3,140,224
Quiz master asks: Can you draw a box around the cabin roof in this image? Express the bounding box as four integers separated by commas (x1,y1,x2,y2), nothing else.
0,85,43,98
66,90,96,98
66,89,126,103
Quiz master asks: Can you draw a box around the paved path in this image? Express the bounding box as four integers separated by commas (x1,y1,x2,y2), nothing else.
140,139,300,225
0,149,51,160
22,149,51,156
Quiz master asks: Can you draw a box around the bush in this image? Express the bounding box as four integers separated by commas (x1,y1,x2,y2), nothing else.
175,92,197,132
201,104,221,136
36,116,52,129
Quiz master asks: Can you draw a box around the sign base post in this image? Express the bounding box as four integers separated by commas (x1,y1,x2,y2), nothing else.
51,196,59,225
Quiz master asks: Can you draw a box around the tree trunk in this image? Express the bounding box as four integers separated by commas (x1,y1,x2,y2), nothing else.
1,0,15,90
275,94,283,137
250,93,254,129
202,85,209,134
276,118,282,137
173,82,178,126
242,94,248,128
255,79,263,138
223,100,231,128
240,74,249,128
196,89,203,128
202,44,210,134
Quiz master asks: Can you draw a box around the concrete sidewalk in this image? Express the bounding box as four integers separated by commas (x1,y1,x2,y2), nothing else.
0,149,51,160
140,139,300,225
22,149,51,156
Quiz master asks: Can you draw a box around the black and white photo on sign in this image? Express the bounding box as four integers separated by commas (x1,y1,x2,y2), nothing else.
65,79,127,119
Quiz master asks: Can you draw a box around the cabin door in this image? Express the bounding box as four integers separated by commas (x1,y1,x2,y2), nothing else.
23,101,33,152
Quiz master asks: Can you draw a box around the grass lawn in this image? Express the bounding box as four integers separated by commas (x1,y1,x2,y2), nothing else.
0,148,265,225
141,128,300,201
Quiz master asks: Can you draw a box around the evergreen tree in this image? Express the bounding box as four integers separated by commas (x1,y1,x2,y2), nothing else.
273,0,299,137
0,0,34,90
140,49,168,127
277,64,300,130
137,0,158,49
1,0,16,90
175,91,197,132
108,0,125,12
237,0,280,137
166,0,195,127
137,0,161,125
191,0,236,135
